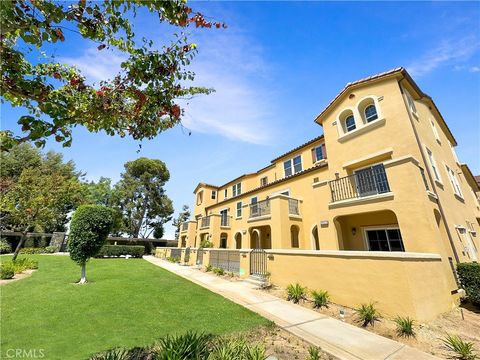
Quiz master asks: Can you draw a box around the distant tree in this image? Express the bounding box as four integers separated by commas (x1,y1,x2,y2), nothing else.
83,177,114,206
113,158,174,238
68,205,114,284
1,168,84,260
0,0,224,151
172,205,191,240
153,224,165,240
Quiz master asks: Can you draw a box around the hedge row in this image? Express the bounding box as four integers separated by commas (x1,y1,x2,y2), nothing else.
95,245,145,258
457,262,480,306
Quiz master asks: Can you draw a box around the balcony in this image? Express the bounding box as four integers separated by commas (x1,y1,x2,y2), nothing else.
288,198,300,215
181,222,189,232
249,199,271,218
329,165,391,203
200,216,211,229
220,215,230,228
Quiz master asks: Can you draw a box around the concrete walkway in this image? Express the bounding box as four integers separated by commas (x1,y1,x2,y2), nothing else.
143,256,438,360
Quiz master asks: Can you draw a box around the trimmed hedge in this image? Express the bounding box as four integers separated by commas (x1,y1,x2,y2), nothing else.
20,247,46,254
0,263,15,279
457,262,480,305
95,245,145,258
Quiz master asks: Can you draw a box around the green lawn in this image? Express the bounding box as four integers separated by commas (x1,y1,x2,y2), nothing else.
1,255,269,360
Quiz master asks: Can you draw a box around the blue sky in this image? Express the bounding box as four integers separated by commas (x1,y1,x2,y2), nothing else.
2,1,480,238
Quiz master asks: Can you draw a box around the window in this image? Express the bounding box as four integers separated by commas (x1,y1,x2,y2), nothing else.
313,146,323,162
290,225,300,248
232,183,241,197
196,191,203,205
220,237,227,249
220,209,229,227
211,190,217,200
446,165,463,198
345,115,356,132
364,104,378,122
450,142,460,163
236,202,242,218
283,155,302,177
250,197,258,216
365,227,405,252
405,91,417,115
260,176,268,187
224,188,228,199
426,148,441,182
430,119,441,143
419,167,429,191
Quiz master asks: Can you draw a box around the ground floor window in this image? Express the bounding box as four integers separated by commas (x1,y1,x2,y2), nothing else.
220,237,227,248
365,227,404,252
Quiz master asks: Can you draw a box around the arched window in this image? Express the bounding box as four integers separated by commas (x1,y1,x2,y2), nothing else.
345,115,356,132
291,225,299,248
364,104,378,122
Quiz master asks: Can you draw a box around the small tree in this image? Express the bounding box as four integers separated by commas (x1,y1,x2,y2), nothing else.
68,205,114,284
172,205,191,240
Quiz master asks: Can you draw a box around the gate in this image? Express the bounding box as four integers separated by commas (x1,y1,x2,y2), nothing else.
184,247,190,263
170,248,181,259
250,248,267,277
196,248,204,265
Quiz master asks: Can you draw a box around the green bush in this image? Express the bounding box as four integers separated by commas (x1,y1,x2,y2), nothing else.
213,267,225,276
95,245,145,258
356,302,380,327
12,258,38,272
155,331,213,360
0,239,12,254
45,245,57,253
205,264,213,272
0,263,15,279
20,247,46,254
442,334,478,360
394,316,415,337
311,289,330,308
308,346,321,360
286,283,307,304
166,256,180,263
457,263,480,306
200,239,213,248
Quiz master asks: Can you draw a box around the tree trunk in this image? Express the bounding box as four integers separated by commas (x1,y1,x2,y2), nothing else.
78,263,87,284
12,228,29,261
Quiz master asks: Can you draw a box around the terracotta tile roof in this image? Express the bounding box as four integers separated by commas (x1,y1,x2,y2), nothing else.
205,162,328,210
271,135,324,163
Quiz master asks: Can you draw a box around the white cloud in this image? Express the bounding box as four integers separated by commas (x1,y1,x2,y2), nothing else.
470,66,480,73
60,47,126,83
180,31,278,145
407,35,480,77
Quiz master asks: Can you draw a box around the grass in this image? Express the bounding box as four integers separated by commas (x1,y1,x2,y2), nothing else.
0,255,269,360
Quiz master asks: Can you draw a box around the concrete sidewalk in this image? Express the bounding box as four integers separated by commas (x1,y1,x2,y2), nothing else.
143,256,438,360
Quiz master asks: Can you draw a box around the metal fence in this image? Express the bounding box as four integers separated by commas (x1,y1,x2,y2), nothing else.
209,250,240,274
170,248,182,259
250,248,267,277
201,216,211,228
249,199,270,218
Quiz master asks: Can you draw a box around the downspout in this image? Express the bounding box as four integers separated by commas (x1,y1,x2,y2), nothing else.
397,78,460,264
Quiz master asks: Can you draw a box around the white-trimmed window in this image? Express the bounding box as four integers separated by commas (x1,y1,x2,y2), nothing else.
405,91,417,115
446,165,463,198
426,148,441,182
260,176,268,187
196,191,203,205
364,104,378,123
313,145,324,162
450,142,460,164
232,182,241,197
284,155,302,177
211,190,217,200
364,227,405,252
345,115,356,132
236,202,242,218
430,119,441,143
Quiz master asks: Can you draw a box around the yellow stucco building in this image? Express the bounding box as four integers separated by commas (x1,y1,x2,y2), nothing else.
176,68,480,321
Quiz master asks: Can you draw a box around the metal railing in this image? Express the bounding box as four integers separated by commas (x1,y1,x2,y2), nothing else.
200,216,211,228
220,216,230,227
181,222,189,231
170,248,182,259
249,199,270,218
209,250,240,274
288,198,300,215
329,165,390,202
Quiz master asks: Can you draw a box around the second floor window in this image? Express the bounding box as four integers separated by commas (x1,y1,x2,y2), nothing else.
232,182,241,197
446,165,463,198
284,155,302,177
236,202,242,218
313,146,324,162
426,148,441,182
211,190,217,200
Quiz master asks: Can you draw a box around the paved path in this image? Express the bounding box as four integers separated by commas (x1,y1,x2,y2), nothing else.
143,256,438,360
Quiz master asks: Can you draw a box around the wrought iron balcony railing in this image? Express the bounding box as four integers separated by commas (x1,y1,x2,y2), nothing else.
200,216,211,228
288,198,300,215
249,199,271,218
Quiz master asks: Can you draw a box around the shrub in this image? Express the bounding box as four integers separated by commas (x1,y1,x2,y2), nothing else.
205,264,213,272
12,258,38,272
213,267,225,276
95,245,145,258
0,239,12,254
0,263,15,279
20,247,46,254
286,283,307,304
44,245,57,253
394,316,415,337
68,205,115,283
442,334,478,360
200,239,213,248
311,289,330,308
308,346,321,360
89,347,151,360
356,302,380,327
457,263,480,306
166,256,180,263
155,331,213,360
